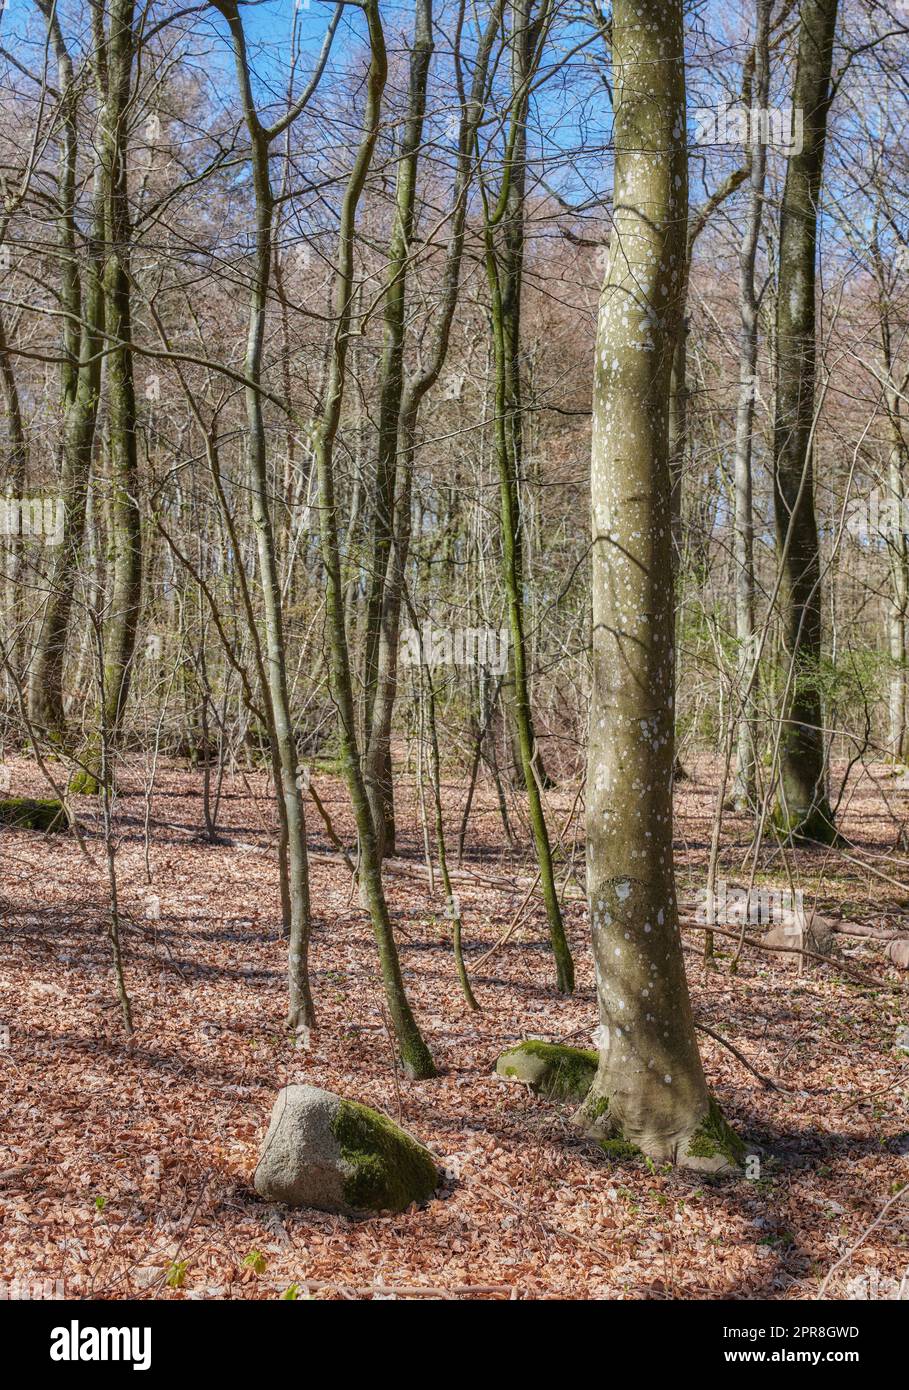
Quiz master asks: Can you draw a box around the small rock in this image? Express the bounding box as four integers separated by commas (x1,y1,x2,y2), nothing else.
253,1085,438,1215
762,908,836,962
895,1027,909,1055
888,940,909,972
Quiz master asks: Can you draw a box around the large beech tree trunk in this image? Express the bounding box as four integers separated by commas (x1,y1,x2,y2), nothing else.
772,0,839,843
577,0,741,1169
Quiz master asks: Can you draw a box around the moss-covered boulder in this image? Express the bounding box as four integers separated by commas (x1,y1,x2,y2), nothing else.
253,1084,439,1215
0,798,68,832
495,1040,598,1104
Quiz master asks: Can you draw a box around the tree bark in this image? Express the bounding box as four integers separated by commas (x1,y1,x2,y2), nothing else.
731,0,771,810
213,0,322,1032
98,0,143,747
28,1,104,742
578,0,741,1169
482,0,574,993
772,0,839,843
312,0,435,1079
361,0,434,863
0,308,27,694
363,1,505,862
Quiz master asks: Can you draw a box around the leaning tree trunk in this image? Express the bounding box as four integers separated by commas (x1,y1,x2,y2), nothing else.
577,0,742,1170
772,0,839,843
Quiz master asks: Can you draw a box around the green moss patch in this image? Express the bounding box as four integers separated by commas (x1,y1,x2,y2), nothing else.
331,1098,438,1213
598,1137,641,1161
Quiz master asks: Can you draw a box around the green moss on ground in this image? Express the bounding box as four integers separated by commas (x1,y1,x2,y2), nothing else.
598,1137,641,1160
496,1040,598,1104
0,798,68,832
330,1098,438,1213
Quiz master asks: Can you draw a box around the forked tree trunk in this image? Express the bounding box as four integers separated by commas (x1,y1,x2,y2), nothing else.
213,0,325,1032
772,0,839,843
577,0,742,1170
363,0,505,859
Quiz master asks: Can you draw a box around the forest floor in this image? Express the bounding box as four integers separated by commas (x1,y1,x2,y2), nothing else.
2,753,908,1300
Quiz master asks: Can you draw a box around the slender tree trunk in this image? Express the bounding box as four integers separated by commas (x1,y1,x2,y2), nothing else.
886,413,909,762
409,591,480,1011
0,309,26,693
99,0,143,747
772,0,839,843
731,0,771,810
577,0,742,1169
215,0,316,1032
362,0,433,863
483,0,574,993
312,0,435,1079
874,290,909,765
363,1,505,861
28,2,104,741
